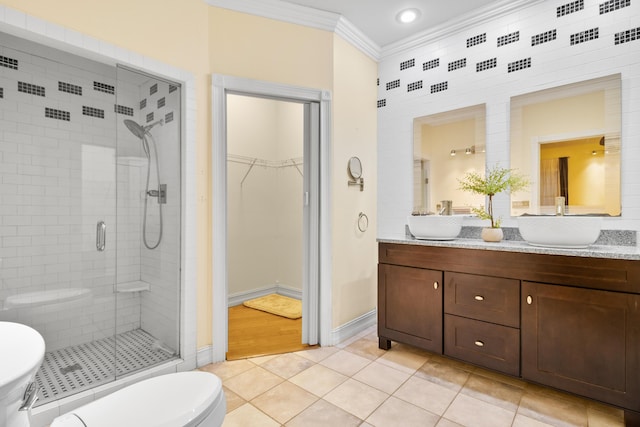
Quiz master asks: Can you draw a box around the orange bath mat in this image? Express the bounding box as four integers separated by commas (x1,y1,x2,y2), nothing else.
243,294,302,319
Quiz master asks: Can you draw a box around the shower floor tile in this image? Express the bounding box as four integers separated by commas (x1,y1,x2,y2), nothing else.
35,328,177,406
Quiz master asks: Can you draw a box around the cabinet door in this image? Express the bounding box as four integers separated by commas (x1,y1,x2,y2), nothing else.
378,264,443,353
522,281,640,411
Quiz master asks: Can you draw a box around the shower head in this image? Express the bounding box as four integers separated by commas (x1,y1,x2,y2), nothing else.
123,119,164,139
124,119,146,139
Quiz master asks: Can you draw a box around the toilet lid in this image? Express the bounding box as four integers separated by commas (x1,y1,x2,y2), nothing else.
70,372,222,427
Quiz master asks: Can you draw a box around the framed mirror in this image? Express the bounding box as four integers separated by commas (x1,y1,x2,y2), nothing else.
348,156,362,180
510,74,621,216
413,104,486,214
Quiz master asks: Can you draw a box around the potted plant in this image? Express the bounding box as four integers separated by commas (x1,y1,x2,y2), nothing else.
458,165,529,242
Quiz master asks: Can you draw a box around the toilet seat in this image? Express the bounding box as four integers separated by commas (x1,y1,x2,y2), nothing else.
51,371,225,427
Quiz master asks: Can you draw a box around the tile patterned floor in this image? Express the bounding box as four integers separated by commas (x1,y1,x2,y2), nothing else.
199,326,626,427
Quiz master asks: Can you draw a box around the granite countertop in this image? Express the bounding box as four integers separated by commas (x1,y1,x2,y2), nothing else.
378,233,640,261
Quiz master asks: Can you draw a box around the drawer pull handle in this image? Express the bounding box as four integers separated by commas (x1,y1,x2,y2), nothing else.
474,295,484,301
433,282,439,290
526,295,533,305
474,340,485,347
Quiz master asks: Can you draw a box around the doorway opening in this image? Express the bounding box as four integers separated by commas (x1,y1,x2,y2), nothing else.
226,94,308,359
211,75,332,363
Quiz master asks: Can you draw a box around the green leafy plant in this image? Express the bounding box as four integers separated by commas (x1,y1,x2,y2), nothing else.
458,165,529,228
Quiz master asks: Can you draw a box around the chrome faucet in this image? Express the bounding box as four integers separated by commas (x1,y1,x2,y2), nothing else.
439,200,453,215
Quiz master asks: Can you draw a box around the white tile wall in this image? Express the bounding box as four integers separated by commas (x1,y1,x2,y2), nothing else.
377,0,640,236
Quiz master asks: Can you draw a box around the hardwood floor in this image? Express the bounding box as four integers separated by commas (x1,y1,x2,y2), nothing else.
226,305,312,360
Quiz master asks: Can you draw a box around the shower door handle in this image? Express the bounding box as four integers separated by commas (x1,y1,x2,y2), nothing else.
96,221,106,252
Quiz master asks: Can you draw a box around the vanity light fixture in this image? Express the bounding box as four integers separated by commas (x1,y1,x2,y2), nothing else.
450,149,456,156
465,147,473,155
396,8,421,24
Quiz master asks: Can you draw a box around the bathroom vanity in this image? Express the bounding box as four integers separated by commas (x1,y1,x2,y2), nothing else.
378,239,640,425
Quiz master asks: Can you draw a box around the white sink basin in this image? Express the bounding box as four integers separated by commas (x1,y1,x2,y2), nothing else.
407,215,463,240
517,216,603,249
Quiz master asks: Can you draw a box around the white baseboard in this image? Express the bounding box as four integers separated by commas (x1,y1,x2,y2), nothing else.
228,284,302,306
330,309,377,346
196,345,213,367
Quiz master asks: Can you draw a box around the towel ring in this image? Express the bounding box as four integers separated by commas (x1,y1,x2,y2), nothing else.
358,212,369,232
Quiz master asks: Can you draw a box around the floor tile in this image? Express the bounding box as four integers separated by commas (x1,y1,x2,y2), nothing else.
414,356,471,392
518,390,588,427
443,393,515,427
586,402,624,427
222,386,246,413
459,373,524,412
366,396,439,427
511,413,556,427
352,360,411,394
288,363,348,397
251,381,318,424
223,366,284,401
260,352,315,379
343,337,387,361
324,378,389,419
295,345,340,363
393,375,457,416
285,398,362,427
319,349,371,376
222,403,279,427
436,419,465,427
376,343,430,374
199,359,255,381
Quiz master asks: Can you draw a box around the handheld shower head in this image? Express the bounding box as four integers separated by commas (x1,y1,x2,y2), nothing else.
123,119,164,139
124,119,146,139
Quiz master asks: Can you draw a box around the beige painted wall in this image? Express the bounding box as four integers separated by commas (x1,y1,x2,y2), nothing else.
331,36,378,327
3,1,378,344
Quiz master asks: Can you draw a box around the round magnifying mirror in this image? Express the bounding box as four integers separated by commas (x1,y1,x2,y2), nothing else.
348,157,362,180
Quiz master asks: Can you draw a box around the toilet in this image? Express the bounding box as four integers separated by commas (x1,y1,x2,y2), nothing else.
0,322,226,427
0,322,45,427
50,371,226,427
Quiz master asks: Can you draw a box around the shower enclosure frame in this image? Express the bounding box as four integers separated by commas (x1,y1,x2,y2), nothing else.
0,10,198,426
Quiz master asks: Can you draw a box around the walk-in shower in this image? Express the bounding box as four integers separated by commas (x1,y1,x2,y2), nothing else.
0,32,182,406
124,118,165,250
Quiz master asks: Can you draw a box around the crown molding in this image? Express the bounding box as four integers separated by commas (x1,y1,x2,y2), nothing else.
381,0,545,59
204,0,381,61
205,0,545,63
335,16,380,61
205,0,338,31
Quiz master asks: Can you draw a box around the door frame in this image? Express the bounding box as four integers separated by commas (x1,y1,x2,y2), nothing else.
211,74,332,362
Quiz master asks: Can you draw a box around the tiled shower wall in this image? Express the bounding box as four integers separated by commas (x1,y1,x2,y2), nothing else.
137,78,181,352
377,0,640,236
0,33,180,353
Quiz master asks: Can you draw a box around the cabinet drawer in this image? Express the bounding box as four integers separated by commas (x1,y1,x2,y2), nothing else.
445,272,519,327
444,314,520,376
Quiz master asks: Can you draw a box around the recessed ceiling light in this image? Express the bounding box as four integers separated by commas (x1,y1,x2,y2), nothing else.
397,8,421,24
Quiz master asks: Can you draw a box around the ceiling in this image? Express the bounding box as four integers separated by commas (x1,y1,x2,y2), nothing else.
280,0,500,47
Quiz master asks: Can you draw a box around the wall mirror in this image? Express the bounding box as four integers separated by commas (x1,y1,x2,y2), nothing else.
510,74,621,216
413,104,486,214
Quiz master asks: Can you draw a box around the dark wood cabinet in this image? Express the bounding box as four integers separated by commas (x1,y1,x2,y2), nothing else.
378,263,443,353
521,281,640,411
378,242,640,425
